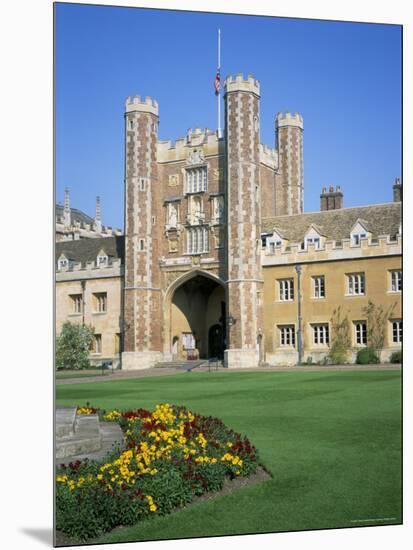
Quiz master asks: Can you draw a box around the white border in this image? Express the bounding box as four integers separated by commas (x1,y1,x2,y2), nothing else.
1,1,411,549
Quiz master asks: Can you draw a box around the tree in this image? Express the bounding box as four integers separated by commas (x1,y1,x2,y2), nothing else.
328,306,351,364
362,300,396,360
56,322,94,370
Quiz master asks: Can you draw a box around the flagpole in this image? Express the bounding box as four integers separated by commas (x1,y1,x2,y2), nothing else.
217,28,221,138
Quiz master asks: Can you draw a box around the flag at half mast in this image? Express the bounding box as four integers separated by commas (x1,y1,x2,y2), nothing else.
214,69,221,96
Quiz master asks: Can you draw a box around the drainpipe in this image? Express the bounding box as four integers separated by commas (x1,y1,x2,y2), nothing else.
81,280,86,326
295,264,303,365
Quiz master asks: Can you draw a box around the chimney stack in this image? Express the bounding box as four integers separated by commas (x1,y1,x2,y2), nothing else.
63,187,71,228
320,185,343,211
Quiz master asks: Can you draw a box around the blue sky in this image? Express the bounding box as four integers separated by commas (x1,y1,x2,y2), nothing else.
55,3,401,229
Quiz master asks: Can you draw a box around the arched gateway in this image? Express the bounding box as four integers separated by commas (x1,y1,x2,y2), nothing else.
163,270,226,361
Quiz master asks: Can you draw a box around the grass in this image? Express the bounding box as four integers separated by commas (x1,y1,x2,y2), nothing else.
56,369,402,543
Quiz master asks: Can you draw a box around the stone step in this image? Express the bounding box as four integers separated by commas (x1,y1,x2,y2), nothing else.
154,360,206,370
56,414,102,459
55,407,77,438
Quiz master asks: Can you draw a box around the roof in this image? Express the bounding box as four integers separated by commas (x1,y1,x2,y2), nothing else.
261,203,401,242
55,204,95,227
56,236,124,265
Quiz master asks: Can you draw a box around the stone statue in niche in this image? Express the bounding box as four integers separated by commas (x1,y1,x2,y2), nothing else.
169,239,178,253
168,203,178,227
191,196,202,224
213,196,224,222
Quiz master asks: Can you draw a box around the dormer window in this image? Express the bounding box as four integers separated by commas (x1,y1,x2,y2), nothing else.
350,220,370,245
266,230,285,254
304,225,324,250
57,255,69,270
352,233,367,245
306,237,320,249
97,255,108,267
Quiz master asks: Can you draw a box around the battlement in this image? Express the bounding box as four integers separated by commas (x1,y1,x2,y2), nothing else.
157,127,221,163
125,95,159,115
259,144,278,169
276,112,304,129
262,233,401,267
224,73,260,96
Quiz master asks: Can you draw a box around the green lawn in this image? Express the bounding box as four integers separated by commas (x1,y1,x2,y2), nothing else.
56,369,402,543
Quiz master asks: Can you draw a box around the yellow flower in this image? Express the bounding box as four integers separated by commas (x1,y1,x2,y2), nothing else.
149,504,157,512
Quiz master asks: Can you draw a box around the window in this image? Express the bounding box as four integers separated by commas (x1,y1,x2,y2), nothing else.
91,334,102,354
58,257,68,270
391,320,402,343
93,292,107,313
129,120,133,130
354,321,367,345
279,325,295,347
186,166,207,193
306,236,320,249
70,294,82,314
390,270,402,292
97,255,108,267
313,276,325,298
347,273,365,295
278,279,294,301
138,239,145,251
139,178,146,191
352,233,367,245
312,324,329,345
187,226,208,254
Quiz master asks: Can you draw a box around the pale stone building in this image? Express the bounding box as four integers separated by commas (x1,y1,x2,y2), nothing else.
56,73,402,369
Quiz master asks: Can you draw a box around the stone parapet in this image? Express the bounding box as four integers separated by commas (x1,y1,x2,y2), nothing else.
261,234,402,266
276,112,304,129
224,73,260,96
125,95,159,115
56,264,123,281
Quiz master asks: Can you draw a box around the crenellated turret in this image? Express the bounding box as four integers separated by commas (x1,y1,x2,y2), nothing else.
275,111,304,216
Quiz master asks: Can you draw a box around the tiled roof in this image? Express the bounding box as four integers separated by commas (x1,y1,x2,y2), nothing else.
261,203,401,242
56,236,124,264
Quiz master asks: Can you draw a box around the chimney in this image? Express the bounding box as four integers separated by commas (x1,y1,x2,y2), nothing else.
393,177,402,202
320,185,343,211
63,187,71,228
94,196,102,233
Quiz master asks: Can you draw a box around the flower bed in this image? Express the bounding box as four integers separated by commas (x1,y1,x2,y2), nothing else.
56,403,260,541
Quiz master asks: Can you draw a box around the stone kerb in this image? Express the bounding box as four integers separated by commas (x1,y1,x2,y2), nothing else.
224,73,260,96
276,112,304,129
125,95,159,116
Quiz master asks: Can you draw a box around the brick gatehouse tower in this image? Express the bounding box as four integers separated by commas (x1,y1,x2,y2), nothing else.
122,73,304,369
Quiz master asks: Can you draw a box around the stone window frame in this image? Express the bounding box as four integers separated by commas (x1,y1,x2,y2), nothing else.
353,320,367,346
312,275,326,299
346,272,365,296
388,270,402,293
390,319,402,345
90,333,102,355
57,257,69,271
186,226,209,255
311,323,330,346
138,238,145,251
69,293,83,315
185,166,208,194
93,292,107,314
277,278,294,302
277,324,296,348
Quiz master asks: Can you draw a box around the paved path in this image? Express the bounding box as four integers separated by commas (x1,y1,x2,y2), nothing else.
56,363,401,385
